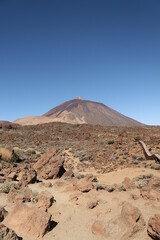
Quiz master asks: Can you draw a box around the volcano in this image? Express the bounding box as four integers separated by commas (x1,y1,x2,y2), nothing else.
13,98,143,126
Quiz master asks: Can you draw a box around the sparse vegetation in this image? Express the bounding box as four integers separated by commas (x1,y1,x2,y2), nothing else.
1,182,16,194
134,136,141,142
0,148,12,162
107,140,114,145
31,191,38,203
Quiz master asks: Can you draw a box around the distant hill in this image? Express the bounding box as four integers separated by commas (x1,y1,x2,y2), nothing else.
14,98,143,126
0,120,20,128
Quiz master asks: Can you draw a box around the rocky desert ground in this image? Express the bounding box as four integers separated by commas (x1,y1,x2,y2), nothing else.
0,122,160,239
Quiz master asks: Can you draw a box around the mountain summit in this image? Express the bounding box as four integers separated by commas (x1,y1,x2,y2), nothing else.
14,98,143,126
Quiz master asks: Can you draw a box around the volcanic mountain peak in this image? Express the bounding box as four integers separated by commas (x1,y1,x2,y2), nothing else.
43,98,143,126
13,98,143,126
76,96,84,100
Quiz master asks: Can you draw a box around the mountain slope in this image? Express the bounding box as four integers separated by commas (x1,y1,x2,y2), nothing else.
13,116,55,126
43,98,143,126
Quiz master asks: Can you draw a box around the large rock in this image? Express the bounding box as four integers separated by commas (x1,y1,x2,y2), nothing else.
0,206,8,222
34,147,66,180
12,147,27,162
140,174,160,201
7,203,52,238
147,214,160,240
0,224,22,240
122,177,136,190
8,187,32,203
140,187,160,201
37,190,54,209
105,202,145,240
17,165,37,184
73,175,93,192
63,169,74,178
7,171,17,181
120,202,146,236
148,176,160,191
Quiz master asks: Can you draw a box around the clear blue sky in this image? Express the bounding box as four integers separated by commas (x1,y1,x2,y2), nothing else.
0,0,160,125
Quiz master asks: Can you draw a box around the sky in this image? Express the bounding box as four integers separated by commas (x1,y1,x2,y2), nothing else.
0,0,160,125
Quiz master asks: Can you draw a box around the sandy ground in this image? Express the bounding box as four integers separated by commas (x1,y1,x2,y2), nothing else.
97,167,160,185
1,167,160,240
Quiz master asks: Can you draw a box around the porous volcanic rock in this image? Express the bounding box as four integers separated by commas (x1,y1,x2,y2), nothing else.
0,206,8,222
8,187,32,203
148,176,160,191
37,190,55,209
7,203,52,238
0,224,22,240
17,165,37,184
72,174,93,192
140,187,160,201
147,214,160,240
12,148,27,162
34,147,66,179
105,202,145,240
122,177,136,190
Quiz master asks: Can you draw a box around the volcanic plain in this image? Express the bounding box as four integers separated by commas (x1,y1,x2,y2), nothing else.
0,122,160,239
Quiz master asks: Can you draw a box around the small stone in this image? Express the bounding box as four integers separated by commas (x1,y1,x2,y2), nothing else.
118,183,126,192
151,164,160,170
107,185,115,192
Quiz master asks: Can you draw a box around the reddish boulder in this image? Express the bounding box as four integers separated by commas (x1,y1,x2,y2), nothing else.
63,169,74,178
34,147,66,179
121,202,146,235
140,187,160,201
91,220,106,238
73,175,93,193
147,214,160,240
122,177,136,190
8,187,32,203
148,176,160,191
105,202,145,240
37,190,55,209
0,206,8,222
8,203,52,238
17,165,37,184
0,224,22,240
7,171,17,181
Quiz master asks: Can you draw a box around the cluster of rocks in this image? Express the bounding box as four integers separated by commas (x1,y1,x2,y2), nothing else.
91,202,160,240
68,173,160,239
0,146,68,239
0,140,160,239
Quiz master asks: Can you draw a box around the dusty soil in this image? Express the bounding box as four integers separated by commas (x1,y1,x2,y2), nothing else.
0,167,159,240
0,122,160,239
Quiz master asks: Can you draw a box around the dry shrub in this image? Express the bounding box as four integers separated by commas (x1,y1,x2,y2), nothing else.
0,148,12,162
1,182,16,193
